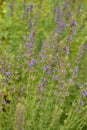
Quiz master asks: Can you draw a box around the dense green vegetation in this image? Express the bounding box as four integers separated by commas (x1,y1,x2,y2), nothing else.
0,0,87,130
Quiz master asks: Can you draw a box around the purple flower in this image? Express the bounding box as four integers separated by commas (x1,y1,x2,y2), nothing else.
9,2,14,16
47,70,50,75
41,55,45,60
72,20,77,26
63,2,67,9
54,75,58,80
29,59,38,67
69,12,73,16
29,59,35,67
82,90,87,97
30,4,33,12
25,42,31,48
1,62,5,65
65,46,70,55
2,68,5,73
58,18,63,27
79,100,84,106
41,82,46,87
74,66,79,77
4,100,7,104
25,7,29,11
30,31,34,39
79,85,83,89
84,43,87,49
45,66,50,71
9,3,13,9
57,7,61,16
42,42,46,47
75,66,79,73
5,72,9,76
68,36,73,41
28,20,32,28
41,50,45,53
83,82,87,86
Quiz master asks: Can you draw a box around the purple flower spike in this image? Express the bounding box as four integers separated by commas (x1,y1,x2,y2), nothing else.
42,42,46,47
54,75,58,80
58,18,63,27
26,7,29,11
45,66,50,71
30,31,34,39
75,66,79,73
57,7,61,16
68,36,73,41
65,46,70,55
82,90,87,97
30,4,33,12
72,20,77,26
47,70,50,75
41,83,46,87
74,66,79,78
2,68,5,73
9,3,13,9
84,44,87,49
4,100,7,104
63,2,67,9
29,59,35,67
79,100,84,106
29,59,38,67
41,55,45,60
5,72,9,76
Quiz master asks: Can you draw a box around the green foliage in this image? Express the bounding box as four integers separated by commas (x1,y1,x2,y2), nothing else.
0,0,87,130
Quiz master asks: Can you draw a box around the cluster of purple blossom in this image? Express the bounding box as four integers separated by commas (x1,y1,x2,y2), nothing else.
0,1,87,129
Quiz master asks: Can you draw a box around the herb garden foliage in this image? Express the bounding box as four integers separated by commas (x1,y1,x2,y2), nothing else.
0,0,87,130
